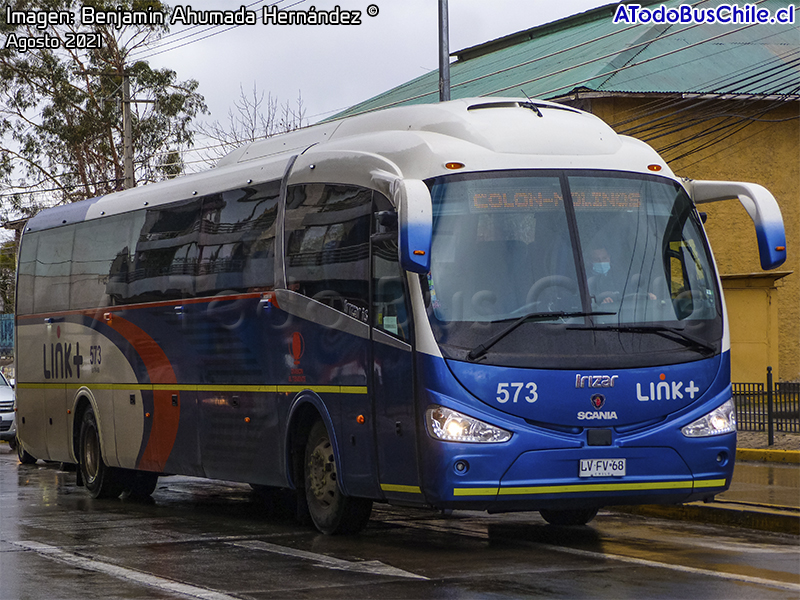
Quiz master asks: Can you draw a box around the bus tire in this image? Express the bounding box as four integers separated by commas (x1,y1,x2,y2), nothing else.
78,407,123,499
304,419,372,535
16,436,37,465
539,507,599,526
120,470,159,500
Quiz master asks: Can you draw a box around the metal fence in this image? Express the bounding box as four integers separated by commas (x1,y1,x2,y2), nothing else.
0,314,12,357
733,373,800,436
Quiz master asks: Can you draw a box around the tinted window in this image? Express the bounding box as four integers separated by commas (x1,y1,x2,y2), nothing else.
16,232,38,315
73,213,144,309
33,227,74,314
197,181,280,296
372,194,410,340
285,184,371,320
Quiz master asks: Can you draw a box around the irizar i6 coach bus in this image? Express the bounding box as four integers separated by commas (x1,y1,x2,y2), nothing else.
15,98,786,533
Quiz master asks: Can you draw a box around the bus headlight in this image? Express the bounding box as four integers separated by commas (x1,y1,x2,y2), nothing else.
681,398,736,437
426,405,512,443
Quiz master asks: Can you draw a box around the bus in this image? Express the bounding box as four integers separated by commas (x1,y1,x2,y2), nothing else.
14,98,786,534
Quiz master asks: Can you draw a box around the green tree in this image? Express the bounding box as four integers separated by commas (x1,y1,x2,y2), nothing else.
0,239,16,314
0,0,207,208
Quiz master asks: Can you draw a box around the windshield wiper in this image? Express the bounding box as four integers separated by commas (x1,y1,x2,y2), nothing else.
568,324,716,354
467,311,615,362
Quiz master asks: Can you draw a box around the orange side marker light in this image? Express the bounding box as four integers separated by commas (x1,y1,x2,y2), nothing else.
357,415,365,424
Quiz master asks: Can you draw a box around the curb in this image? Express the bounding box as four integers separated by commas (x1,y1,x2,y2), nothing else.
737,448,800,464
613,502,800,534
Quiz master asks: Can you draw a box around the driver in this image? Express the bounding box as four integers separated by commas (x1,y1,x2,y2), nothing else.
587,246,657,305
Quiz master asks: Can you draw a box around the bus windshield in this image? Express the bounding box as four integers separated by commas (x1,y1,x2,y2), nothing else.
424,170,722,369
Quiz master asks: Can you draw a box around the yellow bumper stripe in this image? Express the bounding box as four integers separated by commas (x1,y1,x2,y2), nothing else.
380,484,423,494
454,478,727,498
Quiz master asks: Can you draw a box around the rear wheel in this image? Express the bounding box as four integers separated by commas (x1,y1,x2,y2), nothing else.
119,470,159,500
539,507,599,526
79,407,123,499
16,436,36,465
304,419,372,535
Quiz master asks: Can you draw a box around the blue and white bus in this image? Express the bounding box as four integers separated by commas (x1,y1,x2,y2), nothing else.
15,98,786,533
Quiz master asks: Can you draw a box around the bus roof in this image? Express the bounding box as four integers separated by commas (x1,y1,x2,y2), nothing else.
25,98,672,233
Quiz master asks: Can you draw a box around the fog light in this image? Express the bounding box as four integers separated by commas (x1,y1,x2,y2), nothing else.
454,460,469,474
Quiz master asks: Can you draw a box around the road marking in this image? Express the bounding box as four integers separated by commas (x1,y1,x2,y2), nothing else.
12,541,239,600
230,540,428,580
385,519,800,593
548,542,800,593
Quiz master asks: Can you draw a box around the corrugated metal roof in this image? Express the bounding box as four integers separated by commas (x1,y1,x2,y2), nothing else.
335,0,800,119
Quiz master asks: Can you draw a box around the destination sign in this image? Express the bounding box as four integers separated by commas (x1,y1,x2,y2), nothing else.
472,189,642,212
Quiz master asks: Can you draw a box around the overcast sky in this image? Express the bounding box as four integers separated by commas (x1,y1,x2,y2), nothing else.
143,0,612,129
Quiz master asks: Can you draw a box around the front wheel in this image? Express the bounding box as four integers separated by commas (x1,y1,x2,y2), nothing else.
79,407,124,499
304,419,372,535
539,507,599,526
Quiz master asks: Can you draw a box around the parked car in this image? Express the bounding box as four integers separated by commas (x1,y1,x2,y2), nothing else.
0,372,16,446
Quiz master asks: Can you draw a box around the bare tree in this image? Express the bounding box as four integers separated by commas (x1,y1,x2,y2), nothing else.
194,85,306,167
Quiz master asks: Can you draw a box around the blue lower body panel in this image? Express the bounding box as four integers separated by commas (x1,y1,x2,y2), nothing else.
420,439,734,512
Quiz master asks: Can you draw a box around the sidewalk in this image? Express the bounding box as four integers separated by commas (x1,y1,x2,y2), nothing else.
616,432,800,534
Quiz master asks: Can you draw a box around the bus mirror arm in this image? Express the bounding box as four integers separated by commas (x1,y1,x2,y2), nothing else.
686,179,787,270
393,179,433,273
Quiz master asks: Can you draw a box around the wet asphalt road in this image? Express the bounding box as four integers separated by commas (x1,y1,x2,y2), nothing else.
0,445,798,600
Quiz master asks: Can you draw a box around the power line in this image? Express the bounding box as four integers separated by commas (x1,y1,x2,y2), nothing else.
130,0,308,62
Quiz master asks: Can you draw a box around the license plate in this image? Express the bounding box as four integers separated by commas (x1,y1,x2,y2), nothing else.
579,458,626,478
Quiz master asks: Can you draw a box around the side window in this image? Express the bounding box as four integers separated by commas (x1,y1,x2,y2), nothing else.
197,181,280,296
16,232,38,315
372,194,410,340
72,213,143,309
130,200,202,303
33,227,74,314
285,184,371,321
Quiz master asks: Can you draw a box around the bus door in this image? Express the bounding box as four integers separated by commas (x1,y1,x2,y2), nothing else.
370,197,421,501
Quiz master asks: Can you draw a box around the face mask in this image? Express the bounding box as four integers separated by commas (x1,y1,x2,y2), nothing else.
593,262,611,275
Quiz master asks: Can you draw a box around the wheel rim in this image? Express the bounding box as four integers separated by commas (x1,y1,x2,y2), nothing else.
82,423,100,484
307,437,337,508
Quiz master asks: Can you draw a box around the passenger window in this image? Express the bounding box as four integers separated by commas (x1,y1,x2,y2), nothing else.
197,181,280,296
16,232,38,315
131,200,202,302
33,227,74,314
285,184,371,320
72,213,142,309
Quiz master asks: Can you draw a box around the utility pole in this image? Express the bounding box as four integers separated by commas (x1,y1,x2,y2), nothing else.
122,74,134,189
438,0,450,102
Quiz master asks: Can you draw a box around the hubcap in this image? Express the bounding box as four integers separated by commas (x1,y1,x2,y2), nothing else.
307,438,337,507
83,425,100,483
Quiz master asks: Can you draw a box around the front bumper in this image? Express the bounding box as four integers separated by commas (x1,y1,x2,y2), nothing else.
0,412,16,442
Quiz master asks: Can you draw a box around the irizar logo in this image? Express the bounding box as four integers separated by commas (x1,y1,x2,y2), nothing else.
637,374,700,402
575,374,618,388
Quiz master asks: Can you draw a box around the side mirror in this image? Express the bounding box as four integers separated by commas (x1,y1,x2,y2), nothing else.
686,180,786,270
394,179,432,273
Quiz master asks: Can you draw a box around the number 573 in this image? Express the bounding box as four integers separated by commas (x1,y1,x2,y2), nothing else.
496,382,538,404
